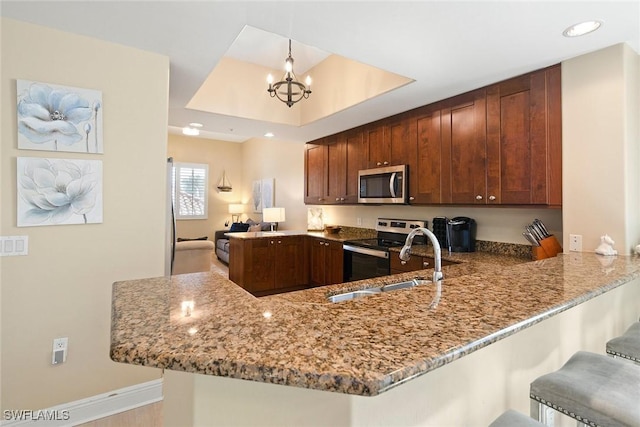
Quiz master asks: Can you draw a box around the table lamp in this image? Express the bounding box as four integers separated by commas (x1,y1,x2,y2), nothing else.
263,207,285,231
228,204,244,223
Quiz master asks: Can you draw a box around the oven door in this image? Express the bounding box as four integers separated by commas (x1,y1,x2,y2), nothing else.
343,244,390,282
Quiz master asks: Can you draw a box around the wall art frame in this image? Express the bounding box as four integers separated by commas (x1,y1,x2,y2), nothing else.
17,157,103,227
17,80,103,153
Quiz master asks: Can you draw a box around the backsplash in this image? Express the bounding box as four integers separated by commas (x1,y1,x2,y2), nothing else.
334,225,533,260
475,240,533,259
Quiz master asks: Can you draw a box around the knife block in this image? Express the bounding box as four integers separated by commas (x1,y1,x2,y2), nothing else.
532,235,563,260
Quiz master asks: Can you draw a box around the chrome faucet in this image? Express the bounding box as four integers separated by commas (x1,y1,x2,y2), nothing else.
399,227,444,283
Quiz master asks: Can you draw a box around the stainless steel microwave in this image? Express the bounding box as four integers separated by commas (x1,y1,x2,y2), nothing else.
358,165,407,204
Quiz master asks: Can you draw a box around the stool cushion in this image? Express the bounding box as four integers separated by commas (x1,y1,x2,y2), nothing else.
606,321,640,363
530,351,640,427
489,410,545,427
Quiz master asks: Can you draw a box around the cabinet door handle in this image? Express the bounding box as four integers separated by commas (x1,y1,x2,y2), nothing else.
319,241,324,245
423,261,430,267
489,195,496,201
383,161,389,165
376,162,382,166
409,196,415,201
278,240,282,244
336,198,340,201
476,195,483,200
318,198,324,202
400,260,407,265
270,240,274,244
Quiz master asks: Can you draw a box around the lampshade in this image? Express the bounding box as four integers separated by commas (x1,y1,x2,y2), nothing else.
263,207,285,223
228,204,244,214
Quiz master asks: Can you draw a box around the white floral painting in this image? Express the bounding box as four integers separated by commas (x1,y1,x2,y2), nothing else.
17,157,103,227
252,180,262,213
261,178,274,210
17,80,103,153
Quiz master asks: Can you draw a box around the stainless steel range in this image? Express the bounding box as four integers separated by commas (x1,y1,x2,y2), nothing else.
343,218,428,282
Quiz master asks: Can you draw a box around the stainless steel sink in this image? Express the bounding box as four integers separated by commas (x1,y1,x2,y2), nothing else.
328,278,432,303
327,289,382,303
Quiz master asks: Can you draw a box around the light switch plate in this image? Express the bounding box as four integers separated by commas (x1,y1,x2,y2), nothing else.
0,236,28,256
569,234,582,252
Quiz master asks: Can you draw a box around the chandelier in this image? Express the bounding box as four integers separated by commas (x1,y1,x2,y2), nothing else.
267,39,312,107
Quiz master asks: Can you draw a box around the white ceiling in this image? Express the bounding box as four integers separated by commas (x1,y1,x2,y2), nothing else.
2,1,639,144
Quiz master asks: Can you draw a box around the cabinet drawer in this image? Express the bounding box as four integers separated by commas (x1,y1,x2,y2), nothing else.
390,255,430,272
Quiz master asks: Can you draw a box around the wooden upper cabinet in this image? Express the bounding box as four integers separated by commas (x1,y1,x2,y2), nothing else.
304,129,365,205
326,135,346,203
410,105,443,204
486,64,562,206
441,89,487,204
343,129,366,203
365,123,388,168
304,64,562,208
365,117,415,168
388,115,416,167
304,141,328,204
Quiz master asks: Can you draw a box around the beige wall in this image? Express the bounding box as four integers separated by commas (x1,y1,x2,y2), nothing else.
1,19,168,410
562,44,640,255
167,133,243,238
240,138,308,230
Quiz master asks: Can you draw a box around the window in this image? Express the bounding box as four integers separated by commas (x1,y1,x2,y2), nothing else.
173,162,208,220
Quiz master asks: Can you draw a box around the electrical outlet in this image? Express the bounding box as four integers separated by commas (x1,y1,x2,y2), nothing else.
356,217,362,226
569,234,582,252
52,337,68,365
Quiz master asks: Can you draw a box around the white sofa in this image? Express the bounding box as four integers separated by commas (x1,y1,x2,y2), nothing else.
173,240,214,275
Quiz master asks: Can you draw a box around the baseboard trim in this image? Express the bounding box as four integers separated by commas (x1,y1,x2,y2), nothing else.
1,379,163,426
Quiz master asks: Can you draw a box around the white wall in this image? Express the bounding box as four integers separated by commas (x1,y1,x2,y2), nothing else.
562,43,640,255
1,18,168,410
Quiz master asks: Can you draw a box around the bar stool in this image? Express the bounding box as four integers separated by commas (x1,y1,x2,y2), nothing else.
488,409,545,427
606,321,640,363
530,351,640,426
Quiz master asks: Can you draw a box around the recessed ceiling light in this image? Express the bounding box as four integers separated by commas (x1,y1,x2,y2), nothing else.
563,20,602,37
264,132,274,138
182,127,200,136
189,122,203,128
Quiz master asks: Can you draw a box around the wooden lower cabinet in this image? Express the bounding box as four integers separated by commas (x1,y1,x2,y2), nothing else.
229,236,306,294
308,237,344,286
390,254,456,275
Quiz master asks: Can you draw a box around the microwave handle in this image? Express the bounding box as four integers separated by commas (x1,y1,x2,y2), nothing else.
389,172,397,198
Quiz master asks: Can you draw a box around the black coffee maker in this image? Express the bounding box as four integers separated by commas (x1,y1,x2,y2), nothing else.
446,217,476,252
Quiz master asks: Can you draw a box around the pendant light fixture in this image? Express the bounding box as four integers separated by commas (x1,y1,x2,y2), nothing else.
267,39,312,107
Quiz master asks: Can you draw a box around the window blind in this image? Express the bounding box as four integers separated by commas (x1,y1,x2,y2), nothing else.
173,163,208,220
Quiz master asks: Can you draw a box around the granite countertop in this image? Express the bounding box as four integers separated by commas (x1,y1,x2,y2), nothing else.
226,226,377,242
110,251,640,396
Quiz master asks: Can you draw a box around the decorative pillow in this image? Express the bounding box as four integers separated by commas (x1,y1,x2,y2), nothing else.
246,218,271,231
260,222,272,231
177,236,208,242
229,222,250,232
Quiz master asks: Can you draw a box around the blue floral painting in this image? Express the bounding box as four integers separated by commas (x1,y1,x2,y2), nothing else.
17,80,103,153
17,157,103,227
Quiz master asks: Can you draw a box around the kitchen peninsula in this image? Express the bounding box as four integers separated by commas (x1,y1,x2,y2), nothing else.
111,251,640,426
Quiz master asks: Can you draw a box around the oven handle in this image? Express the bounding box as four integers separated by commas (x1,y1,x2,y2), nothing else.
343,244,389,259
